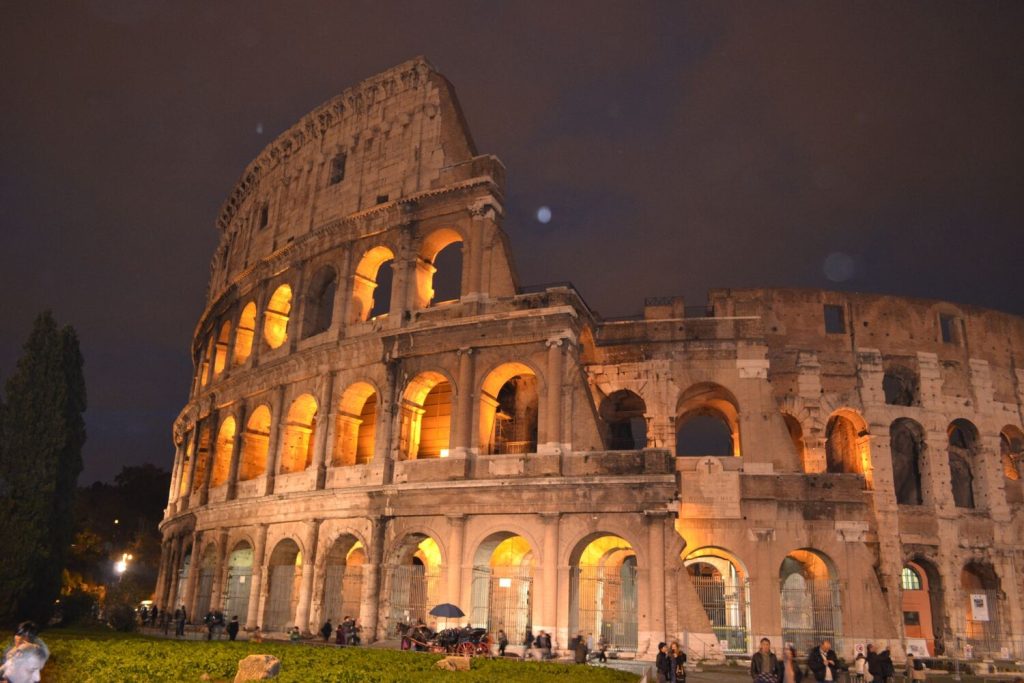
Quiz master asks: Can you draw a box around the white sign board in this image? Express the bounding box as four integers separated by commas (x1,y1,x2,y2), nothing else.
970,593,990,622
905,639,929,658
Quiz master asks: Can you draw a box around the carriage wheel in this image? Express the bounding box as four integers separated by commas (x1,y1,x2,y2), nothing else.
458,642,475,657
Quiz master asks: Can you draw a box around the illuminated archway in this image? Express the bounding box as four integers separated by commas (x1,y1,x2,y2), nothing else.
351,246,395,322
239,405,271,481
414,228,463,309
233,302,256,365
825,409,870,481
901,558,944,656
469,533,535,640
779,549,841,653
479,363,539,455
210,416,236,488
199,336,214,387
279,394,318,474
224,541,253,624
321,535,365,625
400,372,452,460
683,547,750,653
332,383,378,466
569,534,638,651
999,426,1023,506
676,383,741,456
263,284,292,349
264,539,302,632
961,561,1002,654
190,423,212,493
385,534,443,635
213,320,231,378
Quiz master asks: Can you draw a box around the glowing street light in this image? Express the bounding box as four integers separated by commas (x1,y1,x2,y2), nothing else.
115,552,133,575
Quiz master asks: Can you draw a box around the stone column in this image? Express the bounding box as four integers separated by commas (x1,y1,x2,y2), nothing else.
646,511,668,651
446,515,466,607
250,284,268,368
163,536,182,610
227,404,247,501
453,348,475,457
209,530,229,611
287,266,307,354
360,517,387,642
465,209,485,299
183,530,204,622
263,386,287,496
294,519,321,634
167,438,186,510
539,513,560,636
246,524,269,629
331,248,354,336
223,310,240,379
541,339,565,454
313,372,337,490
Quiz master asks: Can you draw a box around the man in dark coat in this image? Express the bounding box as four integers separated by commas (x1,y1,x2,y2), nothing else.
174,606,187,637
572,631,588,664
751,638,779,681
656,642,672,683
320,619,333,643
227,616,240,641
807,640,839,682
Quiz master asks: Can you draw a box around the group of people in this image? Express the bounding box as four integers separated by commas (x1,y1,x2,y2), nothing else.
655,641,687,682
0,622,49,683
318,617,362,646
522,629,554,659
747,638,941,683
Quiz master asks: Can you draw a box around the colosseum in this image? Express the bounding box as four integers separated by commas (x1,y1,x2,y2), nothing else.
155,57,1024,663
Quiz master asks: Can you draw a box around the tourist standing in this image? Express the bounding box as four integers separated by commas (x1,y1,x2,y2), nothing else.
781,645,804,683
227,616,240,641
669,641,686,682
0,622,49,683
656,642,671,683
751,638,779,682
807,640,838,682
496,629,508,657
573,631,588,664
320,619,333,644
174,606,187,637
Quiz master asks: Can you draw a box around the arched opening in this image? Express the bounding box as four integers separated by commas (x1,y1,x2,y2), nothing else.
825,410,870,478
891,418,925,505
210,416,236,488
176,546,192,610
177,430,194,498
600,390,648,450
1000,426,1023,506
233,302,257,366
415,228,463,309
213,321,231,378
469,533,534,642
400,373,452,460
263,284,292,350
683,547,751,653
901,558,944,656
194,543,218,619
385,534,442,635
479,363,539,455
199,336,214,387
783,414,808,470
961,562,1002,655
239,405,271,481
948,419,978,509
332,383,377,466
279,394,318,474
779,549,842,654
351,246,395,322
883,365,919,407
224,541,253,624
302,266,337,338
676,383,740,456
264,539,302,632
190,423,212,493
569,534,638,652
321,535,365,626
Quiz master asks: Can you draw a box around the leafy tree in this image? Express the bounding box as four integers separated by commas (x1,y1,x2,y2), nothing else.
0,312,86,625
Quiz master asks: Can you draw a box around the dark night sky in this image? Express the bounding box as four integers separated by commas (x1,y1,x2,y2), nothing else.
2,2,1022,484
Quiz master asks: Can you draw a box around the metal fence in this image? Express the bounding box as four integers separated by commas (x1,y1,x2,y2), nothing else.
222,566,252,623
322,565,363,623
469,565,533,643
569,564,639,652
781,578,843,654
263,565,298,632
690,575,751,653
194,568,215,619
384,565,440,636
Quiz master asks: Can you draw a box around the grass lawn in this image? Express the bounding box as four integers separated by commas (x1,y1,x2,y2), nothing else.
38,628,639,682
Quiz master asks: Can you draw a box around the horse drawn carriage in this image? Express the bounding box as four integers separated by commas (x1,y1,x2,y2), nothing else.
399,623,491,656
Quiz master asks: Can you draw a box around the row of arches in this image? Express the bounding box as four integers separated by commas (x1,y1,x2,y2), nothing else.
195,228,465,391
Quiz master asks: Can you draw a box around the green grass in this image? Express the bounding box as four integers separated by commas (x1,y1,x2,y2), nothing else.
39,628,638,682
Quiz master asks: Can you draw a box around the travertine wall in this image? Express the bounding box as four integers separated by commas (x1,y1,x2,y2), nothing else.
155,59,1024,662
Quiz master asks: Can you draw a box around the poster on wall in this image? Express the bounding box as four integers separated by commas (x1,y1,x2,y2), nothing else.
970,593,990,622
905,639,929,657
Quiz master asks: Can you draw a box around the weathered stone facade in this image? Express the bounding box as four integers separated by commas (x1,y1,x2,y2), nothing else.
156,58,1024,662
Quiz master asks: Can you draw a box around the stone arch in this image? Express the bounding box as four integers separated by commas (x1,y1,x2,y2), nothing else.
825,409,870,477
263,284,293,350
264,538,303,632
233,301,257,366
213,320,231,378
400,371,454,460
947,419,979,508
883,364,919,407
901,556,944,656
414,227,465,309
332,381,379,466
194,541,219,618
479,361,540,455
783,413,809,471
351,245,395,322
891,418,926,505
568,532,639,652
210,415,236,488
682,546,751,653
675,382,741,457
279,394,318,474
600,389,648,450
301,265,338,338
320,533,366,626
190,422,213,493
239,404,271,481
961,561,1002,651
384,531,444,635
779,548,842,653
999,425,1023,506
224,539,254,623
469,531,536,639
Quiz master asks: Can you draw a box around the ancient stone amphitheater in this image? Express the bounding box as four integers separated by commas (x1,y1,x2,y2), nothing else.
155,58,1024,662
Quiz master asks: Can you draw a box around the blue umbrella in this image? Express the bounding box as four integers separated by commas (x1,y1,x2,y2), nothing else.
429,603,465,618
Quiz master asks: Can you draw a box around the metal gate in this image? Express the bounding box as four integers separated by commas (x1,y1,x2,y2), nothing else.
469,565,532,641
223,566,252,622
323,565,364,622
569,563,638,651
263,564,297,632
194,568,215,618
385,565,440,635
690,575,750,653
962,589,1004,658
781,577,842,653
176,553,191,614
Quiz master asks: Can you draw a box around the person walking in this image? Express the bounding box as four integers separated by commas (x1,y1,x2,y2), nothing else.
596,635,608,663
522,629,535,659
750,638,779,682
781,645,804,683
573,631,588,664
496,629,508,657
320,619,333,644
174,606,187,637
807,639,838,682
227,616,240,641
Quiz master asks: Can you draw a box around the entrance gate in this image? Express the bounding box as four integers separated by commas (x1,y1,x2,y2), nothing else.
323,565,364,622
569,564,638,651
690,575,750,653
263,565,297,632
781,578,842,653
469,565,532,642
223,566,252,622
385,564,439,635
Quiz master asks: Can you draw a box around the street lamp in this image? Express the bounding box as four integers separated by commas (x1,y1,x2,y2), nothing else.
115,552,133,576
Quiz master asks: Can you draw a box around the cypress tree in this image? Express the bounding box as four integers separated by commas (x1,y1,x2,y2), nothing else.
0,312,87,624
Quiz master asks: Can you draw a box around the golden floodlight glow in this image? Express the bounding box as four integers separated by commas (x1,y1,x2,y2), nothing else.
263,285,292,349
234,301,257,365
416,537,442,572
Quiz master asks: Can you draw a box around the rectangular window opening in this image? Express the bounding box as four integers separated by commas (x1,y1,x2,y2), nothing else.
329,153,346,185
376,194,389,205
939,314,959,344
824,304,846,334
903,611,921,626
259,203,269,230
